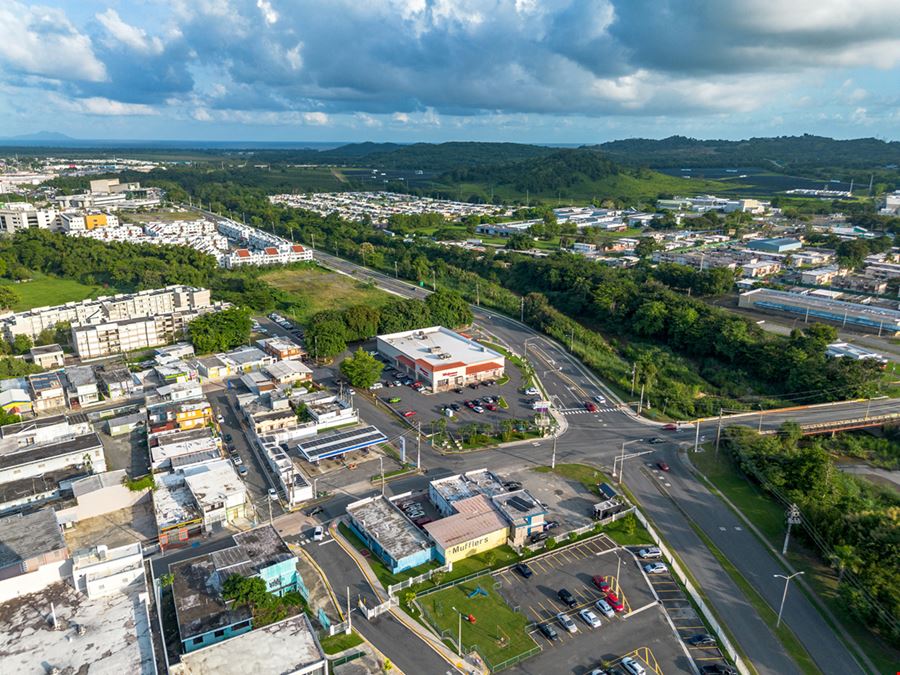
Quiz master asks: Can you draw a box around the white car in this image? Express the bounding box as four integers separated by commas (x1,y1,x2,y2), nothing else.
620,656,646,675
594,394,606,403
525,387,539,396
595,598,615,618
313,526,325,541
556,612,577,633
231,455,243,466
369,382,383,390
217,414,225,423
638,547,662,559
578,608,602,628
268,488,278,501
644,562,667,575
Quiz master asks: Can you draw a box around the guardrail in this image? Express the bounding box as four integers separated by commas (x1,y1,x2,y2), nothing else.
632,509,750,675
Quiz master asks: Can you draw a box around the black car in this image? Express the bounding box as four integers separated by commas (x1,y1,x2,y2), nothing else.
538,622,558,640
687,634,717,647
453,388,463,394
504,480,523,491
557,588,577,607
648,437,665,444
699,666,737,675
450,403,461,411
306,506,324,517
224,433,233,443
514,562,533,579
544,520,560,531
468,383,479,389
529,531,550,544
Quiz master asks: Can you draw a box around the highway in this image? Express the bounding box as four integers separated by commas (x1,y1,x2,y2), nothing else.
311,248,881,675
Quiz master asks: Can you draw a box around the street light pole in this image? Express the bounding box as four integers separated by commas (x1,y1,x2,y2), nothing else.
693,421,701,453
379,456,385,496
551,433,557,470
774,571,804,628
715,409,723,457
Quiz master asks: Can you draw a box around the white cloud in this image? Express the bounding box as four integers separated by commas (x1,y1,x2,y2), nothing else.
60,96,158,116
96,9,164,55
192,107,212,121
303,111,329,125
422,107,441,126
355,112,382,127
257,0,279,25
285,43,303,70
0,2,106,82
392,112,410,123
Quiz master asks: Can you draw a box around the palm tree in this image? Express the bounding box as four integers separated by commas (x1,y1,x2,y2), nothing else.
830,544,862,585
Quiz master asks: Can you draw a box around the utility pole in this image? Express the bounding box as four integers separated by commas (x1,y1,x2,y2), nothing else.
774,571,804,628
379,456,385,496
758,406,764,433
520,297,524,322
346,586,353,634
631,362,637,396
637,383,645,415
715,409,723,457
551,433,557,470
476,281,480,306
394,260,398,278
432,269,436,290
693,421,701,453
783,504,801,555
416,421,422,470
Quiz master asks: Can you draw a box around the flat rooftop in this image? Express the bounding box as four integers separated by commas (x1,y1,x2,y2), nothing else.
179,612,325,674
183,460,246,510
492,489,547,524
296,425,386,462
431,469,505,504
378,325,502,369
740,288,900,329
0,432,102,471
171,554,252,639
154,472,199,529
347,496,432,562
0,580,155,675
424,495,507,549
0,508,66,568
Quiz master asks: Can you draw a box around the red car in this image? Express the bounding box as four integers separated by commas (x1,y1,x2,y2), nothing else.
592,575,611,593
662,423,678,431
585,401,598,412
403,410,417,418
605,591,625,613
657,461,670,472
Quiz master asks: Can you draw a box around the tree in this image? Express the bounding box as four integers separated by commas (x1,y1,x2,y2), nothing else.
340,348,384,388
0,286,19,311
188,307,252,354
11,334,32,356
222,575,270,607
425,288,472,328
305,317,348,359
160,573,175,588
634,237,660,258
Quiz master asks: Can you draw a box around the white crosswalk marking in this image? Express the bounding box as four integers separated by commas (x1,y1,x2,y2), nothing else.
558,407,618,415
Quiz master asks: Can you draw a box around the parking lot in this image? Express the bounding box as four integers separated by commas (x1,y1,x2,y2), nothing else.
498,466,600,537
495,536,695,675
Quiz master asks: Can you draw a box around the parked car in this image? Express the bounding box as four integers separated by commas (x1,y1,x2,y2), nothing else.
306,506,324,517
592,575,611,593
237,465,248,476
594,598,614,618
224,433,233,443
538,623,558,641
369,382,383,390
687,634,717,647
605,591,624,612
450,402,461,411
403,410,417,418
643,562,667,575
453,388,463,394
620,657,646,675
544,520,559,531
657,461,670,472
557,588,577,607
638,547,662,559
556,612,577,633
313,526,325,542
473,406,485,414
585,401,598,412
268,488,278,501
216,413,225,423
578,608,602,628
530,531,550,544
525,387,539,396
468,383,479,389
232,455,243,466
513,562,533,579
485,403,498,411
387,397,402,403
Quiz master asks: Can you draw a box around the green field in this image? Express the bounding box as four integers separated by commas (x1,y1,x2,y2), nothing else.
691,449,900,674
0,273,110,311
418,582,538,668
261,266,393,325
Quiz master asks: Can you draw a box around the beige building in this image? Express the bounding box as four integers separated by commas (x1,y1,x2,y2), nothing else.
0,202,58,233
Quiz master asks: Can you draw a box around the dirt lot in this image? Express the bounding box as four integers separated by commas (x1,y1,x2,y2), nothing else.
63,500,156,550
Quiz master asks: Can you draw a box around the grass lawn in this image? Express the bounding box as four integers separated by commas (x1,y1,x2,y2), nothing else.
533,462,608,497
319,629,364,655
417,582,538,668
691,449,900,674
262,266,392,325
0,273,110,311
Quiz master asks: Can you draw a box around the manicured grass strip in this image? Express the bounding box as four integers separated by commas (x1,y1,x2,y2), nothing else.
338,522,440,588
0,272,110,311
417,582,538,668
320,629,364,655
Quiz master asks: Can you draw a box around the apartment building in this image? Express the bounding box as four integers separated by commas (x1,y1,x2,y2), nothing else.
73,310,209,360
0,202,58,233
223,244,312,268
57,211,119,233
0,285,214,342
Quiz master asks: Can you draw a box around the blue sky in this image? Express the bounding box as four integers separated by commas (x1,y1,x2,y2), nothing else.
2,0,899,143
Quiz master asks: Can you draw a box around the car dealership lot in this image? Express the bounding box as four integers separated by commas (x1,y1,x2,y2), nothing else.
496,536,695,675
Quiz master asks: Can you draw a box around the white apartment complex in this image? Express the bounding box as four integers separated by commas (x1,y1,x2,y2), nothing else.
0,285,211,341
0,202,58,233
73,310,210,359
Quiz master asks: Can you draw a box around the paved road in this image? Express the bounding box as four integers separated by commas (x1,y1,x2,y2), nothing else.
312,249,876,675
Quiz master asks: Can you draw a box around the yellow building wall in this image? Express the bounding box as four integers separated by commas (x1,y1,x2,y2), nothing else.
441,527,508,563
84,214,108,230
176,407,212,430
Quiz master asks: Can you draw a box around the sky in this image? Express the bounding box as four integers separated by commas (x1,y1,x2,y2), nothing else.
1,0,900,144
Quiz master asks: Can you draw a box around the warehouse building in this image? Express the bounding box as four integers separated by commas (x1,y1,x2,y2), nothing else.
376,326,504,393
739,288,900,334
424,494,508,564
746,237,802,253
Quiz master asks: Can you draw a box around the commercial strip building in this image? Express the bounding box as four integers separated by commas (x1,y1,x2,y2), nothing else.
376,325,505,393
347,469,548,572
825,342,888,364
738,288,900,334
295,425,386,463
0,201,59,233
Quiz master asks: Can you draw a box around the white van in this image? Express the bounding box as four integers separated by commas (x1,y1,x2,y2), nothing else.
369,382,383,390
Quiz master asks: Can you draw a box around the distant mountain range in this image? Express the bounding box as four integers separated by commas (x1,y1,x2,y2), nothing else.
0,131,76,142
